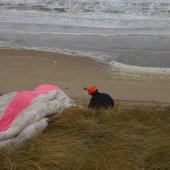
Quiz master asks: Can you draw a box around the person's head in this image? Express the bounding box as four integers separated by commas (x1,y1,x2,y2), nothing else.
88,86,98,95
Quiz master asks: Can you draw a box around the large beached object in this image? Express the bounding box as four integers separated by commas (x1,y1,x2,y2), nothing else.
0,84,74,148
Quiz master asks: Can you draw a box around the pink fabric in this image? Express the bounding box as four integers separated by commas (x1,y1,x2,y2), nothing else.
0,84,61,131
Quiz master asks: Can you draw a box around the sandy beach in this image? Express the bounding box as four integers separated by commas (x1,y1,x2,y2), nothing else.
0,48,170,107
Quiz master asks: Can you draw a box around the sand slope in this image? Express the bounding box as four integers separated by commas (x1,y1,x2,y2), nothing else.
0,48,170,107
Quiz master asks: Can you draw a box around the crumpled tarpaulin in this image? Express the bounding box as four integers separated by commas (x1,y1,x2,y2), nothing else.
0,84,75,148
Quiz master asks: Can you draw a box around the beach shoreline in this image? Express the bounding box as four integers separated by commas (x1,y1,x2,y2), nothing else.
0,47,170,107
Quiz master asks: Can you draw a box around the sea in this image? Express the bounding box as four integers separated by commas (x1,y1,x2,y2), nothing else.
0,0,170,70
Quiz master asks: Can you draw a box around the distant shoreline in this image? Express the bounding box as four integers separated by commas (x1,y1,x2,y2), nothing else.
1,46,170,81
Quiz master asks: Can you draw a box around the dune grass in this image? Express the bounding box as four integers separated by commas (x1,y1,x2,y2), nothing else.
0,105,170,170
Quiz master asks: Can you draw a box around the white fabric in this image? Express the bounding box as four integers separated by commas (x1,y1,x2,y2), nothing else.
0,89,75,148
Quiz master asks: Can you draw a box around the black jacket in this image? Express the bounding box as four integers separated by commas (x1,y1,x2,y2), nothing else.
88,91,115,109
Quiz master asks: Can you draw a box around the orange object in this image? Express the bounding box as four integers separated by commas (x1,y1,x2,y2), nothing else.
88,86,97,95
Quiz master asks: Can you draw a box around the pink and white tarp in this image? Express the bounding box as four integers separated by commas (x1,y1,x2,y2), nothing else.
0,84,75,148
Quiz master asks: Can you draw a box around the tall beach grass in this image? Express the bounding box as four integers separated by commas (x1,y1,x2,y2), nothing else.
0,105,170,170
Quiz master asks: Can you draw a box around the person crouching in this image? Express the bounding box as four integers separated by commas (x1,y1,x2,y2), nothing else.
87,86,115,109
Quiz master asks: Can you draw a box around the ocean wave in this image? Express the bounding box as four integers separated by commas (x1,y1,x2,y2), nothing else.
0,0,170,30
1,28,170,37
0,10,170,30
0,0,170,16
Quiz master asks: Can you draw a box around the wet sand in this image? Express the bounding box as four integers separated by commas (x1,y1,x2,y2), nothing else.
0,48,170,107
